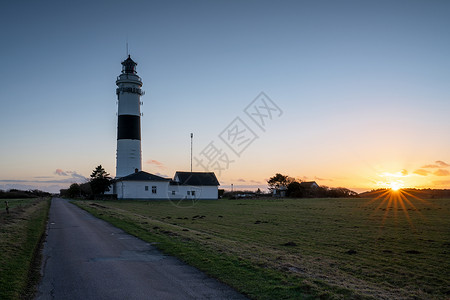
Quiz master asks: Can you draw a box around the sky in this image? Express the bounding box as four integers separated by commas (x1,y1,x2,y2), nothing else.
0,0,449,193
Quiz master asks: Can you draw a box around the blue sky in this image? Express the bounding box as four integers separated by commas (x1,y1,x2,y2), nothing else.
1,0,449,193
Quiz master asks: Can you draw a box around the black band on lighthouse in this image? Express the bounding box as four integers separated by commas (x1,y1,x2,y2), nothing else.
117,115,141,140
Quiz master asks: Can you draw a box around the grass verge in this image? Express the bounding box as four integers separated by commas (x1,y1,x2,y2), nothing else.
0,198,50,300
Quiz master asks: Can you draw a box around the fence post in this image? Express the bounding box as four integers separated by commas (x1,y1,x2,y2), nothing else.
5,201,9,214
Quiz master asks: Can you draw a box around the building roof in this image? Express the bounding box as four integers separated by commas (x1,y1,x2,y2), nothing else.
115,171,170,182
173,171,220,186
300,181,319,189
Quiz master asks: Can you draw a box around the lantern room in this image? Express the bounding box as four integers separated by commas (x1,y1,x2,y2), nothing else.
121,55,137,74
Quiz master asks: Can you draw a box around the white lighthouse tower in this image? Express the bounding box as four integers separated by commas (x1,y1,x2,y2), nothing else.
115,55,144,178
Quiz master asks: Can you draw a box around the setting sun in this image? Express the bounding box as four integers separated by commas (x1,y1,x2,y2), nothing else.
390,182,402,191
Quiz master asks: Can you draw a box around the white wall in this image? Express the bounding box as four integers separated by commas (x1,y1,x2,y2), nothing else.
116,181,169,199
168,185,218,200
115,181,218,200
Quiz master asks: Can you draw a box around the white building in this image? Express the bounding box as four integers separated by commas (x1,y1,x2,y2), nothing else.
111,56,219,200
114,170,219,200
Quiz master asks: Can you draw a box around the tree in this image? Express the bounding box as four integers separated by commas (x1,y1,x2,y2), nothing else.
286,181,305,198
267,173,296,192
90,165,112,195
79,182,93,198
67,183,81,198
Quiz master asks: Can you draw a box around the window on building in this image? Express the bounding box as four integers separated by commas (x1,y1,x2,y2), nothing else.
152,186,157,194
187,191,191,195
171,191,175,195
191,191,196,196
145,186,148,191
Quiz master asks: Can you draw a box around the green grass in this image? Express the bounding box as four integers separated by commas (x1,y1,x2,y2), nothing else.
74,196,450,299
0,198,50,300
0,198,40,210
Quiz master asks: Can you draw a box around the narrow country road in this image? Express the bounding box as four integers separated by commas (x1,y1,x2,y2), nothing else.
36,198,246,300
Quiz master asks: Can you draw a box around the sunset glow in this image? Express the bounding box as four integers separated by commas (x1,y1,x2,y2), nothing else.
390,182,402,191
0,2,449,193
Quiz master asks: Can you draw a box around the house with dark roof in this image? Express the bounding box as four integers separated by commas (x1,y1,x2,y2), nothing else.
300,181,319,189
113,170,220,200
170,172,220,200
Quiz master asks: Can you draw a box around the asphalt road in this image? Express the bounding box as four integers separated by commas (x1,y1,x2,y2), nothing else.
35,198,246,300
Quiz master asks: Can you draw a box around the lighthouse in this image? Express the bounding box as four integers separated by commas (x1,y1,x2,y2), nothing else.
115,55,144,178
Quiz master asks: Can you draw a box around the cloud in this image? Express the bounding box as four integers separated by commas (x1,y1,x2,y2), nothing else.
421,164,438,168
314,176,333,182
413,169,430,176
421,160,450,169
145,159,166,169
433,169,450,176
379,170,409,178
54,169,87,181
249,180,262,184
237,178,246,182
55,169,68,176
436,161,450,167
1,169,87,187
55,169,87,182
0,179,31,183
70,172,87,180
0,177,85,184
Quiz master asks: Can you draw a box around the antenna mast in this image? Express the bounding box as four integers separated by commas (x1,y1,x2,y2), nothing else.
190,133,193,173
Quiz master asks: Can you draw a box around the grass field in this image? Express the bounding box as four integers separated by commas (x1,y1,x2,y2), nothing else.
75,195,450,299
0,198,50,300
0,198,41,210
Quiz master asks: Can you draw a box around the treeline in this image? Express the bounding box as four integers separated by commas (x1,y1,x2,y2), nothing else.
60,165,115,200
416,188,450,198
0,189,51,199
268,173,358,198
286,183,359,198
60,182,92,199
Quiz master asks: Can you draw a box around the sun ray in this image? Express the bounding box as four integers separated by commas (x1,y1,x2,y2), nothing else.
401,190,435,207
369,192,391,220
397,192,415,230
364,189,391,207
393,191,399,220
364,187,431,232
379,193,394,230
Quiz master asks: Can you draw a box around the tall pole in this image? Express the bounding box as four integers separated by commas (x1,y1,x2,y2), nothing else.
190,133,193,173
